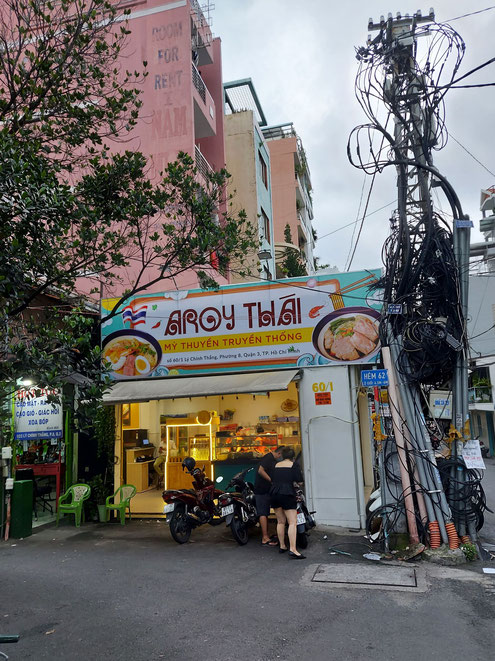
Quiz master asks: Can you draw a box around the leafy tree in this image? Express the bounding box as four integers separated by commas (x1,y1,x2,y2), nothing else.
280,224,307,277
0,1,256,441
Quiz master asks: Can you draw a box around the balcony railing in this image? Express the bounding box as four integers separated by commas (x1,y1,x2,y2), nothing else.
468,386,493,404
195,145,213,181
192,63,206,103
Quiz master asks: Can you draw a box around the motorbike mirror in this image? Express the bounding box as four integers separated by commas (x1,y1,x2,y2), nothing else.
216,476,224,483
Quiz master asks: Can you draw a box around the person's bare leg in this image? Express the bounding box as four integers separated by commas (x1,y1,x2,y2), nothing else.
260,515,270,543
275,508,287,549
286,509,299,554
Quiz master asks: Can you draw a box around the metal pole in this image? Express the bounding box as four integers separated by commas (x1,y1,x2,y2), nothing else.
382,347,420,543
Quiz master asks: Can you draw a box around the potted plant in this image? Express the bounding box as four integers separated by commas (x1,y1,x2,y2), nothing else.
88,475,112,523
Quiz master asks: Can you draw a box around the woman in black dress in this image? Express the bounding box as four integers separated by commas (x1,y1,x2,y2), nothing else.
269,446,305,559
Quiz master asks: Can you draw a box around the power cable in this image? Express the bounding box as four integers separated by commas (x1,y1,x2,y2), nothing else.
444,5,495,22
345,172,376,271
449,133,495,178
316,200,396,241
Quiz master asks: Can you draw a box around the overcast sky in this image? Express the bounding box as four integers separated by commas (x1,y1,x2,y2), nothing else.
212,1,495,273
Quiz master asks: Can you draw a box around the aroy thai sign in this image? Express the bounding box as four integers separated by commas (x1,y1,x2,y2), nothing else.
14,389,63,439
101,270,382,379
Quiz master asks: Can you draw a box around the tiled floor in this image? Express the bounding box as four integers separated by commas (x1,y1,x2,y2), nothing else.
131,487,165,516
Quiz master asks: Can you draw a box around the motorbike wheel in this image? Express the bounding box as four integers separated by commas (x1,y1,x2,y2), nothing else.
296,531,308,549
169,505,191,544
230,508,249,545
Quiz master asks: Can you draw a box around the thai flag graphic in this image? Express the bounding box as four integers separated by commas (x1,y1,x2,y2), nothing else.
122,304,148,328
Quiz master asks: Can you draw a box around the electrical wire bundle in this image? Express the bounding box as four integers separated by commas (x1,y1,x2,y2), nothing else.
350,12,491,550
365,392,490,549
437,458,489,533
347,17,469,388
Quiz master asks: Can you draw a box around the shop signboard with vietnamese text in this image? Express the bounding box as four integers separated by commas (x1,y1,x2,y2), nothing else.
101,270,382,379
14,389,63,439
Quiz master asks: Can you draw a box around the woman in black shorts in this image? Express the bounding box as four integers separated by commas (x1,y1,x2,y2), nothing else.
270,446,305,559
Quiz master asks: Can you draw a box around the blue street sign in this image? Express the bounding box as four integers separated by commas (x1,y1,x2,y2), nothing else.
454,219,474,228
361,369,389,387
387,304,402,314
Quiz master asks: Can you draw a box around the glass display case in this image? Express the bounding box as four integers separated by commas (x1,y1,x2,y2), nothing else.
214,432,279,463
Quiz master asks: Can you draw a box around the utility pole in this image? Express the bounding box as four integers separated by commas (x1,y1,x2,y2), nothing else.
351,10,479,551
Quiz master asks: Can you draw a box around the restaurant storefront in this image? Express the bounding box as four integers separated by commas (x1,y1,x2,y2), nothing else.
102,271,381,527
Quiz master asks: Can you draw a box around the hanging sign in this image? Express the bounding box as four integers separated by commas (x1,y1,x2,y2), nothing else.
14,389,63,440
101,270,382,378
461,439,486,470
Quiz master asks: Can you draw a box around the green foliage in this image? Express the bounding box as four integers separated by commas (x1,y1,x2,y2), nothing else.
95,405,115,471
314,255,330,271
0,1,142,159
87,474,112,506
471,375,491,388
460,542,478,562
280,224,307,278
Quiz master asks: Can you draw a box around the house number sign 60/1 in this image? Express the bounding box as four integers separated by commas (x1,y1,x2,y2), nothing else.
312,382,333,406
312,382,333,392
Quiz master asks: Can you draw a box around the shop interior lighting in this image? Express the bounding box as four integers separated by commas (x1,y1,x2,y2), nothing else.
164,421,214,489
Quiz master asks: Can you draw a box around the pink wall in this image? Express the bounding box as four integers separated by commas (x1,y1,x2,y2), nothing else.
79,1,229,302
267,137,299,245
119,1,196,178
197,38,225,172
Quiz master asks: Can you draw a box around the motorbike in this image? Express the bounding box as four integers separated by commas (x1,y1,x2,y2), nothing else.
216,467,258,545
295,487,316,549
162,457,225,544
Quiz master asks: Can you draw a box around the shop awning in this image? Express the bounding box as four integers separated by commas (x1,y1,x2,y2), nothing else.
102,370,300,405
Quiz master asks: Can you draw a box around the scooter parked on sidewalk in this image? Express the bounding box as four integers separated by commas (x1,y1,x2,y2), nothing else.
162,457,225,544
295,487,316,549
217,467,258,545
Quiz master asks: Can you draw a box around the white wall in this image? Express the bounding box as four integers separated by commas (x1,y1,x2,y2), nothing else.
299,366,364,528
468,275,495,358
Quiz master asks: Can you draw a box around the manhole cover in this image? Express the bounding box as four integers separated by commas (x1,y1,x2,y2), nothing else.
312,563,417,587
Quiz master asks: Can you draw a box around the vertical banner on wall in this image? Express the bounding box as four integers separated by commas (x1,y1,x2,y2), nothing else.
101,270,382,379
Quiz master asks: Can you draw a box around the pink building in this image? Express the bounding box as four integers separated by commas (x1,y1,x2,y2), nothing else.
95,0,228,298
262,123,316,277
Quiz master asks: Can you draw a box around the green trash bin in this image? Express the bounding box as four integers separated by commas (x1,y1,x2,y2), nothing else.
10,480,33,539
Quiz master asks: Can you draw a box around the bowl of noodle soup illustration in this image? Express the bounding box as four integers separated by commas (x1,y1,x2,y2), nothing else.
102,330,162,377
312,307,381,363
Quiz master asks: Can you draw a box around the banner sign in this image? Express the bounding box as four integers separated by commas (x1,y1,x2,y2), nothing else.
14,389,63,439
101,270,382,379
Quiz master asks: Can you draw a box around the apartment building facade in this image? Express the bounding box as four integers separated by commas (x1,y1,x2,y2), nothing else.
223,80,276,281
262,123,316,278
223,79,316,282
98,0,227,295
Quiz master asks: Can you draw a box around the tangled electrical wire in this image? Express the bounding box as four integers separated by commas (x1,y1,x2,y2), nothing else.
347,17,470,387
365,398,490,547
348,21,465,174
437,458,490,532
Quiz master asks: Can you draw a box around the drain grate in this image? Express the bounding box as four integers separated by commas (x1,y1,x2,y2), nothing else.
312,563,417,588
